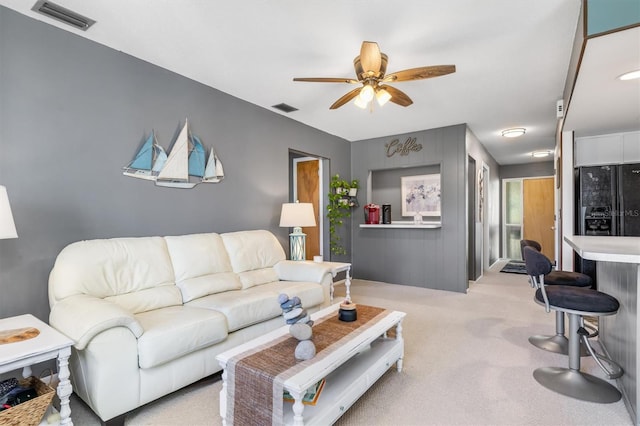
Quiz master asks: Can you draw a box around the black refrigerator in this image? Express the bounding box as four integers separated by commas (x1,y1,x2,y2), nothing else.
574,163,640,285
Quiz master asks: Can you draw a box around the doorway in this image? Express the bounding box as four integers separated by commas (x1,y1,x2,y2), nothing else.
468,156,482,281
523,177,555,259
502,176,555,260
292,156,323,260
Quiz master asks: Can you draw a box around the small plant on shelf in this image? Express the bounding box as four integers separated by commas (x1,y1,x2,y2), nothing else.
327,174,359,255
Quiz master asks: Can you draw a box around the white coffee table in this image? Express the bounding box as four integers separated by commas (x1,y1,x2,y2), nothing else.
217,303,405,426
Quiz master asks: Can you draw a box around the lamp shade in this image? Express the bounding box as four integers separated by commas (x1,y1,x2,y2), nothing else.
279,202,316,228
0,185,18,239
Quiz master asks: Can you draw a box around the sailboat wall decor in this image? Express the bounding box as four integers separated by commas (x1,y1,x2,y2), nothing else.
122,119,224,188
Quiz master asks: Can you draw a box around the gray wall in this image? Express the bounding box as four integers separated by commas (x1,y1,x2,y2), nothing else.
351,124,468,293
500,161,554,179
466,129,501,268
0,7,351,323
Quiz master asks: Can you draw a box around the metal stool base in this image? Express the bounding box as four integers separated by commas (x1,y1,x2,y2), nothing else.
533,367,621,403
529,334,589,356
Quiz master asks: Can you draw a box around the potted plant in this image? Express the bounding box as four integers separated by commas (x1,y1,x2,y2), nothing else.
348,179,359,197
327,174,359,255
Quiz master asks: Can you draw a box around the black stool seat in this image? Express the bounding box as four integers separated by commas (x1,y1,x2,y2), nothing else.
544,271,592,287
536,286,619,314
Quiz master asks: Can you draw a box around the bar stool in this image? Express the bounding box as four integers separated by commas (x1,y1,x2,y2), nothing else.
520,239,592,355
523,246,622,403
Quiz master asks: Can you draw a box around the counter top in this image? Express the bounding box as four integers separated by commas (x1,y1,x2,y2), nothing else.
564,235,640,264
359,221,441,229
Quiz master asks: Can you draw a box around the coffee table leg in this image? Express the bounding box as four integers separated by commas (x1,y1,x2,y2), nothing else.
290,389,306,426
396,321,404,372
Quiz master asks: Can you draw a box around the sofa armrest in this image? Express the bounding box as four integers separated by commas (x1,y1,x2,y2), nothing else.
273,260,332,284
49,294,144,350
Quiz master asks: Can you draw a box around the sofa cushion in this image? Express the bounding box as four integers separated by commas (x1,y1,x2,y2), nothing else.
49,236,180,314
105,286,183,315
185,289,282,332
221,230,286,289
236,268,280,290
255,281,325,310
165,233,241,302
135,306,228,369
186,281,324,332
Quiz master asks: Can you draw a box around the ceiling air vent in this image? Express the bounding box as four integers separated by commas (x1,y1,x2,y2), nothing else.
272,103,298,113
31,0,95,31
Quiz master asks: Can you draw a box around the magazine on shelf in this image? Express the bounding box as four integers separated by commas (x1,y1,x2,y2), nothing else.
283,378,326,406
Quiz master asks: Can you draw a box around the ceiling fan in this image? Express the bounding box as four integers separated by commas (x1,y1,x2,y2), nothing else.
293,41,456,110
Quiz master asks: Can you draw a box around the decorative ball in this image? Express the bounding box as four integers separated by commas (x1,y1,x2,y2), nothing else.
290,323,313,341
278,293,289,304
294,340,316,360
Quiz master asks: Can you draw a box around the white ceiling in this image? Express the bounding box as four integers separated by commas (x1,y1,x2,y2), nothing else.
2,0,638,165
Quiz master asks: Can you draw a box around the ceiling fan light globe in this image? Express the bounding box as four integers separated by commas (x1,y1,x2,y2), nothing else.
375,88,392,106
354,95,369,109
359,84,375,102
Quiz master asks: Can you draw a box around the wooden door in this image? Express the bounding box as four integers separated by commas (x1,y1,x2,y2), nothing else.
296,160,320,260
523,177,555,259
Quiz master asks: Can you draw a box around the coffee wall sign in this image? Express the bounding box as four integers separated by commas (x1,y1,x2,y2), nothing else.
385,137,422,157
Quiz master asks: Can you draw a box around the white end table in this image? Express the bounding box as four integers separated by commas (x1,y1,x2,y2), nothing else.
0,314,74,425
303,261,351,302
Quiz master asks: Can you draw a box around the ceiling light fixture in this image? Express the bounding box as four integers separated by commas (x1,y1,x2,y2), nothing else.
532,150,552,158
501,128,526,138
359,84,375,102
353,95,368,109
618,69,640,81
375,88,392,106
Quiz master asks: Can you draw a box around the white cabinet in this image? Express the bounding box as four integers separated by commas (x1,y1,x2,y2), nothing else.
574,131,640,166
574,134,624,166
623,132,640,163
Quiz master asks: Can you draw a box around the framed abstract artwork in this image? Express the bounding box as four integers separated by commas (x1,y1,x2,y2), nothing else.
401,173,441,216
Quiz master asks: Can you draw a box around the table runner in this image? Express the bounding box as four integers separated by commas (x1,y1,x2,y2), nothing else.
226,305,390,425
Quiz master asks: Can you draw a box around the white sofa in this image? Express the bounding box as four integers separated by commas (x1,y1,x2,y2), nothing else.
47,230,332,423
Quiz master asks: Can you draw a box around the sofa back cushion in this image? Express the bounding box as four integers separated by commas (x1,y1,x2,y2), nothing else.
49,237,181,314
221,230,286,289
165,233,242,302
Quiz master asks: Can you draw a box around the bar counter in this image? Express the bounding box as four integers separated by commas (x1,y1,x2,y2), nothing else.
564,235,640,424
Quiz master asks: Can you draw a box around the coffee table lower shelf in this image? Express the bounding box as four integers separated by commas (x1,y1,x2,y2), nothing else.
283,336,403,426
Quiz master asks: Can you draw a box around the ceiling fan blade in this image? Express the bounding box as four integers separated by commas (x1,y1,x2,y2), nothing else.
359,41,382,76
354,53,388,80
384,65,456,82
380,85,413,107
353,56,364,80
330,87,362,110
293,77,359,84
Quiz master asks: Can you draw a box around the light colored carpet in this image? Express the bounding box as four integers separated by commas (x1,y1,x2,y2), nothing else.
69,261,633,425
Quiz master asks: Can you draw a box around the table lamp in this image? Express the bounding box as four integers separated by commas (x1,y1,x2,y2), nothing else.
0,185,34,344
279,202,316,261
0,186,17,240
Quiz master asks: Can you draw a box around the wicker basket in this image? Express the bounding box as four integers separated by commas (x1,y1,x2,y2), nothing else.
0,376,55,426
